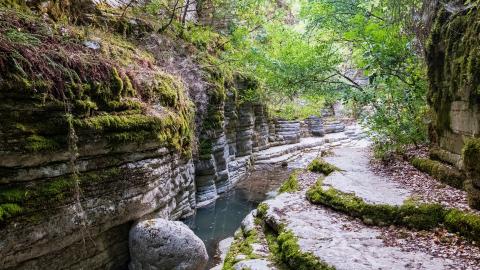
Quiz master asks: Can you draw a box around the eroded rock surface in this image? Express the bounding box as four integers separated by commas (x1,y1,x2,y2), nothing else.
263,192,450,270
323,147,411,205
224,142,475,270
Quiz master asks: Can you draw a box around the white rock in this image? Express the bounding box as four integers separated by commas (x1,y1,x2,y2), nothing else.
129,218,208,270
233,259,276,270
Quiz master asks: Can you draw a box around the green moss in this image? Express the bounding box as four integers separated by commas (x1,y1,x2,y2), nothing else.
24,135,59,152
307,159,340,176
74,112,193,152
465,180,480,210
257,203,269,219
140,73,182,108
307,181,480,243
307,181,445,229
426,4,480,139
444,207,480,243
223,227,260,270
264,226,289,269
198,138,213,160
278,171,300,194
411,157,465,189
74,114,159,131
110,67,124,99
463,138,480,179
0,167,123,224
202,107,225,131
462,138,480,209
74,99,98,116
262,218,334,270
0,203,23,222
276,229,335,270
106,100,142,111
123,75,136,96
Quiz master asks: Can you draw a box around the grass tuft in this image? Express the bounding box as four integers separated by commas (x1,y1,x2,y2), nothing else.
307,159,340,176
278,171,300,194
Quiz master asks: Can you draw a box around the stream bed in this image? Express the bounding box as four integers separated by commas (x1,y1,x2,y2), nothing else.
184,149,320,268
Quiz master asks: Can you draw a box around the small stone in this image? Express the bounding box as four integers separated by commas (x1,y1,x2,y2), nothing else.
234,254,247,262
83,40,101,50
233,259,275,270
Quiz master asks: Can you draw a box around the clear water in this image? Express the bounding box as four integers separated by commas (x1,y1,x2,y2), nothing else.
184,167,291,268
185,149,320,269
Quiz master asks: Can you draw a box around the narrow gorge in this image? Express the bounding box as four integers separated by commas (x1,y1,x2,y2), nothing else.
1,0,480,270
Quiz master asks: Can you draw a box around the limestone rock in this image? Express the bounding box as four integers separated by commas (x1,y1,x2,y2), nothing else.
129,219,208,270
306,116,324,136
233,259,276,270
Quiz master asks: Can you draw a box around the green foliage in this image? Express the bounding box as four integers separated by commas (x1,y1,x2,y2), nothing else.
278,171,300,194
182,25,226,52
411,158,465,189
307,159,339,176
228,20,341,104
269,96,325,120
302,0,428,153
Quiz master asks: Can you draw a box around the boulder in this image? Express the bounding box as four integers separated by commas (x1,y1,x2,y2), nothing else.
129,219,208,270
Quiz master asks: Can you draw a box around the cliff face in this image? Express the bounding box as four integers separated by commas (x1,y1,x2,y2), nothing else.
0,5,197,269
0,3,323,269
426,0,480,208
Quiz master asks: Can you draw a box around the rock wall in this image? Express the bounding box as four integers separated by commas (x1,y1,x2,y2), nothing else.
426,0,480,207
0,3,352,269
0,5,198,269
0,95,197,270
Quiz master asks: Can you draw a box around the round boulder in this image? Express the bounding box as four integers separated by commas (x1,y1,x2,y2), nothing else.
129,219,208,270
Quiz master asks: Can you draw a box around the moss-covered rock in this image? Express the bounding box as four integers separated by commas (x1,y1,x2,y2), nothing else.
463,138,480,183
0,7,195,156
222,226,260,270
261,216,335,270
307,180,480,243
426,1,480,151
278,171,300,194
411,157,465,189
307,181,446,229
462,138,480,209
307,159,340,176
0,167,123,223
